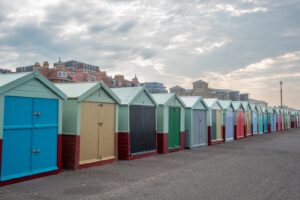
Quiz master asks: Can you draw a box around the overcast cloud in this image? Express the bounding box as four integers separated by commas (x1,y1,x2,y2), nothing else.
0,0,300,108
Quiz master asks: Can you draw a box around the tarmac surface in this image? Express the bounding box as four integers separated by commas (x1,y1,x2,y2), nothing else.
1,129,300,200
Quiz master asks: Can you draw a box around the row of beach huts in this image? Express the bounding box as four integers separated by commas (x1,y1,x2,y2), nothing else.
0,71,299,186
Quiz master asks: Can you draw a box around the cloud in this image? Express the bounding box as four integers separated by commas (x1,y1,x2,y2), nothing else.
195,39,229,55
203,51,300,107
0,0,300,108
215,4,267,16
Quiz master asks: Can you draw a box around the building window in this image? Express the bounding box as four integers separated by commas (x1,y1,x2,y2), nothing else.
90,75,96,81
57,71,67,78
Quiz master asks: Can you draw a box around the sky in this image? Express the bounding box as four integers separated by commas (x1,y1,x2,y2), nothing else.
0,0,300,108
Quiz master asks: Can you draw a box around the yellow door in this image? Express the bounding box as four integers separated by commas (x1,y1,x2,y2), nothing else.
247,112,251,134
98,103,115,160
80,102,116,164
80,102,99,164
216,111,222,140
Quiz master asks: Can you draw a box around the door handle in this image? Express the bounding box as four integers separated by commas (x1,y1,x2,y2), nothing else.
98,104,103,107
32,112,41,117
32,149,41,153
97,122,103,126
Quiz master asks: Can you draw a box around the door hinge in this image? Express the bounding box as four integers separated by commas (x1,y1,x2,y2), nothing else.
32,112,41,117
98,104,103,107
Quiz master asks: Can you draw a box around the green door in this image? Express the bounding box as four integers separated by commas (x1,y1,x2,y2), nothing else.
168,107,180,148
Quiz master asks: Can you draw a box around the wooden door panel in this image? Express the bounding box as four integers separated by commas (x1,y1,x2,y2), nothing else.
80,102,99,163
99,104,115,160
216,111,222,140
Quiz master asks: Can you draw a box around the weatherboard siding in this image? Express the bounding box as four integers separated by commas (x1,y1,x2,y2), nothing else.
156,106,165,133
117,105,129,132
4,79,58,99
184,109,192,148
0,79,63,139
85,88,115,103
132,92,154,106
62,99,79,135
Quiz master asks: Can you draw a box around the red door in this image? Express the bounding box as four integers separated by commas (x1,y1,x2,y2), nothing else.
237,112,244,139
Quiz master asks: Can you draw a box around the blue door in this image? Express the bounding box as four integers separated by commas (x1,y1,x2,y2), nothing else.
225,111,234,141
1,96,58,181
252,112,258,134
269,114,274,133
264,112,268,133
31,98,58,174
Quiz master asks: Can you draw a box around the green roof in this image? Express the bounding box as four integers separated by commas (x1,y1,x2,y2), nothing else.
241,101,250,111
290,110,297,115
55,82,120,103
232,101,243,111
111,86,157,105
203,98,222,110
0,72,29,87
266,107,274,113
274,108,281,113
260,104,267,112
151,93,186,107
218,100,233,110
256,104,263,113
180,96,207,109
249,103,258,112
151,93,174,105
0,71,67,100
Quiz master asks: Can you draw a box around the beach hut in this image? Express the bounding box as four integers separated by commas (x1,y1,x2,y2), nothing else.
180,96,208,148
288,109,291,129
55,82,120,170
152,93,185,154
280,109,286,131
283,109,289,130
296,110,300,128
242,101,252,137
295,110,299,128
0,71,66,186
297,110,300,128
272,108,277,132
290,111,295,128
287,109,291,129
249,103,258,135
291,110,297,128
266,107,275,133
112,87,157,160
260,105,268,133
204,99,223,145
274,108,282,131
218,100,234,142
232,101,245,139
257,105,264,134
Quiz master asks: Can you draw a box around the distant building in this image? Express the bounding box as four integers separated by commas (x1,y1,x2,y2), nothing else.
250,99,268,107
192,80,209,96
0,68,12,74
240,93,249,101
54,59,99,72
15,59,140,87
16,63,37,73
142,82,167,93
170,85,188,95
229,90,240,101
214,89,230,100
169,79,254,101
